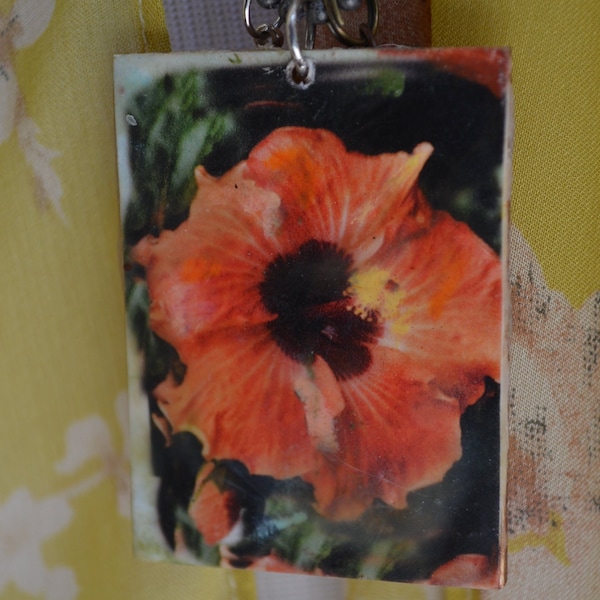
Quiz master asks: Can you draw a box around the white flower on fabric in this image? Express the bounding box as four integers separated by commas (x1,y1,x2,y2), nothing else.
0,392,130,599
55,392,131,518
0,488,78,600
0,0,64,219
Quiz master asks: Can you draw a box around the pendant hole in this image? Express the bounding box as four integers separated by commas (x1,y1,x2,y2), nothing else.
286,58,315,89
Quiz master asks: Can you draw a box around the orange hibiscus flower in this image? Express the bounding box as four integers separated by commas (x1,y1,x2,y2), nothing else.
134,127,502,520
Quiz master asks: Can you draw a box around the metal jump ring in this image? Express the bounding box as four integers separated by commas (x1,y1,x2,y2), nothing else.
323,0,378,46
244,0,283,44
255,23,284,46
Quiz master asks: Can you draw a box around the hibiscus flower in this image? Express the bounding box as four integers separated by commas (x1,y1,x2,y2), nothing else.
134,126,502,520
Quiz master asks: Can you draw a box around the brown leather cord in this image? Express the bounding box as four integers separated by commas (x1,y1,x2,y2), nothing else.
314,0,431,48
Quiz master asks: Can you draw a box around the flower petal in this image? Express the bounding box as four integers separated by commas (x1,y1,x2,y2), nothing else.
246,127,433,257
305,344,464,519
153,326,320,480
429,553,500,588
132,164,281,353
351,210,502,410
11,0,56,49
54,415,113,475
0,63,18,144
292,356,345,453
189,464,240,545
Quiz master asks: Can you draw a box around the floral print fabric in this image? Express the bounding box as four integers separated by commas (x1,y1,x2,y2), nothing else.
2,0,599,599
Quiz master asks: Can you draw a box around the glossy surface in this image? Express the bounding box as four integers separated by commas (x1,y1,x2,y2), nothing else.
115,47,511,588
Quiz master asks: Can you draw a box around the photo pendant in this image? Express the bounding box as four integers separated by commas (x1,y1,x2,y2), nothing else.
115,47,512,588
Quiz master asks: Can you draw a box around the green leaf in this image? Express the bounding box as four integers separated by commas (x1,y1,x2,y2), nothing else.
365,69,405,98
123,72,234,243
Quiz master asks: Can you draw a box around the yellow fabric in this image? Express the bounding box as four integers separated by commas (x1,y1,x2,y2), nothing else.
433,0,600,308
0,1,253,599
346,582,478,599
1,1,598,600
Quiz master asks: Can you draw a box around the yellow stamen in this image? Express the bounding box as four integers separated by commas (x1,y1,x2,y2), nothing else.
347,267,411,336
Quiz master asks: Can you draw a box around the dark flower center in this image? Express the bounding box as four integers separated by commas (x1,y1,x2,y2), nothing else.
259,240,379,380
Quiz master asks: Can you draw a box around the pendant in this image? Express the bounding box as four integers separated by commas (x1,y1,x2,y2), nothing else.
115,45,512,588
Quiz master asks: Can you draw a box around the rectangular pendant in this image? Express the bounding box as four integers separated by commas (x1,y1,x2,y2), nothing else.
115,47,511,588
